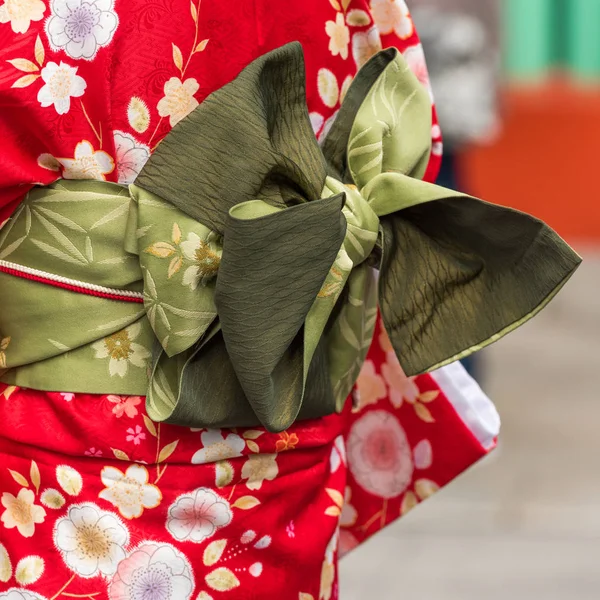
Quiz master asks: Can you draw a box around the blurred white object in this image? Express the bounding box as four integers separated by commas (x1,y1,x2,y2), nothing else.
412,7,501,148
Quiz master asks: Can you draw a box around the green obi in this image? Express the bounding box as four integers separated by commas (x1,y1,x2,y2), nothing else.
0,43,581,432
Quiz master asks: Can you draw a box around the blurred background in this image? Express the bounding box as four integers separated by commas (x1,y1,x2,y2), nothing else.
342,0,600,597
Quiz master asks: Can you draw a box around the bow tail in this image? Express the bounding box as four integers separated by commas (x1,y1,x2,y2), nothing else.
377,177,582,376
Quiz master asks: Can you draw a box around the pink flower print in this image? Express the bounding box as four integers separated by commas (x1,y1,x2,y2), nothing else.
108,395,142,418
61,393,75,401
84,447,103,457
286,520,296,538
126,425,146,445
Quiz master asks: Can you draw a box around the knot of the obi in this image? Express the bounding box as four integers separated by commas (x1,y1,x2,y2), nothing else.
120,42,579,432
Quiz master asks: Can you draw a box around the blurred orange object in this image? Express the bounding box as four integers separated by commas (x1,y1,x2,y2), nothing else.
459,77,600,242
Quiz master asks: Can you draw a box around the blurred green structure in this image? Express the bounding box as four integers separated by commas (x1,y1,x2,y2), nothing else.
504,0,600,81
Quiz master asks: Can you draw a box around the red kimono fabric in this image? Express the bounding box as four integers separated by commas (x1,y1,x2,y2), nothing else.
0,1,496,598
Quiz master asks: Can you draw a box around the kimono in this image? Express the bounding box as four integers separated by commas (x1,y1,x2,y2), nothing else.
0,1,579,598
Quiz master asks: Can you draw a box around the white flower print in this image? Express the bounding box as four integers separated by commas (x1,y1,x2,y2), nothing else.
92,322,151,378
54,503,129,578
370,0,414,39
329,435,346,473
57,140,114,180
325,12,350,60
157,77,200,127
347,410,414,498
113,131,150,184
309,112,324,136
191,430,245,465
0,590,49,600
241,454,278,491
167,488,232,544
180,231,222,290
0,0,45,34
318,111,338,143
1,488,46,538
0,542,11,582
14,555,44,585
352,26,382,69
99,465,162,519
37,61,86,115
108,542,194,600
45,0,118,61
40,488,66,509
413,439,433,470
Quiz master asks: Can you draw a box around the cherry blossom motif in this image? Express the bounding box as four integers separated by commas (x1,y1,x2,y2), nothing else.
57,140,114,180
157,77,200,127
99,464,162,519
45,0,119,61
325,12,350,60
108,542,194,600
107,394,142,418
275,431,299,452
352,26,382,69
167,488,232,543
37,61,86,115
1,489,46,538
346,410,414,498
0,0,45,34
191,430,245,465
180,232,222,290
84,447,103,457
354,360,387,411
125,425,146,445
113,131,150,184
92,323,151,378
54,503,129,578
381,351,419,408
286,521,296,538
241,454,278,491
370,0,414,40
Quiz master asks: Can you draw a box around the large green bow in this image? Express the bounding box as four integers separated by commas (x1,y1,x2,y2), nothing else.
123,43,579,432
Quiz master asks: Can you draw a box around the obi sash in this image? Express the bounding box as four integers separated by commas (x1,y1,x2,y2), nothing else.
0,43,581,432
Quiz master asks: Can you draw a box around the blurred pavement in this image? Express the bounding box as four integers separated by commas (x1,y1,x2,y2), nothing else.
341,246,600,599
